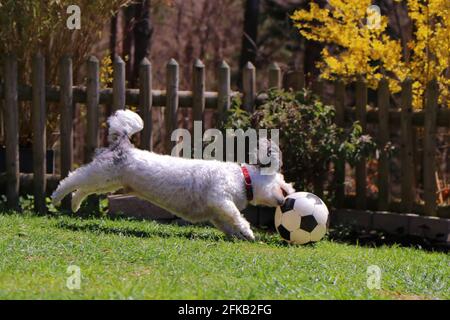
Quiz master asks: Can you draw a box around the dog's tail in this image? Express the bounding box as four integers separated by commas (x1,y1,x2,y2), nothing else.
107,109,144,143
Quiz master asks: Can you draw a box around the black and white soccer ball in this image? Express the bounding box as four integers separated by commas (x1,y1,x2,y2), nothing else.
275,192,329,244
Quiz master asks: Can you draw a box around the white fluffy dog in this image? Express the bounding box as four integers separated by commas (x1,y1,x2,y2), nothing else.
51,110,295,240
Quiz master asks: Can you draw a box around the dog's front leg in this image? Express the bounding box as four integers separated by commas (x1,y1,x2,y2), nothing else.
211,201,255,241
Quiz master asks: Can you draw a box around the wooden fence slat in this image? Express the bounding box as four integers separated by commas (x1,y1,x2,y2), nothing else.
423,79,439,216
242,61,256,113
377,78,390,211
192,59,205,159
59,55,73,210
192,59,205,124
284,69,305,91
85,56,100,212
139,58,152,151
32,53,46,214
86,56,99,161
400,79,414,212
312,79,323,98
355,78,367,210
334,80,346,208
3,54,19,209
113,55,126,111
165,58,179,154
268,62,281,89
217,60,231,125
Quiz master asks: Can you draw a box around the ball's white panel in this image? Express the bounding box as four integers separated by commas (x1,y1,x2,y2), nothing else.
290,229,311,244
287,192,308,199
275,207,282,227
310,224,327,242
281,210,301,232
312,204,329,225
294,197,315,217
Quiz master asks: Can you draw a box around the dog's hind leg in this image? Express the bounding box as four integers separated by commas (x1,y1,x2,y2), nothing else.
52,161,119,206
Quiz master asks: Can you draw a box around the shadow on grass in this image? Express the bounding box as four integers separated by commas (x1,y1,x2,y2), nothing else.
326,226,449,253
56,219,227,242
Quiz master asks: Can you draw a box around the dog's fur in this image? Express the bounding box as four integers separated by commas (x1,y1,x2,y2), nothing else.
51,110,295,240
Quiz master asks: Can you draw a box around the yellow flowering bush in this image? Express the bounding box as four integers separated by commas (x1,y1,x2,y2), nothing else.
291,0,450,109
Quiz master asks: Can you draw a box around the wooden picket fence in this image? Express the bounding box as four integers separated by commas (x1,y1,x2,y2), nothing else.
0,53,449,217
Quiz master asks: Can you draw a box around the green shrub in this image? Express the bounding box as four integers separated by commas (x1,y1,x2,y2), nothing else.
223,89,375,200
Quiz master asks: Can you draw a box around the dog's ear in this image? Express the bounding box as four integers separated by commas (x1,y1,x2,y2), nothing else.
256,137,282,174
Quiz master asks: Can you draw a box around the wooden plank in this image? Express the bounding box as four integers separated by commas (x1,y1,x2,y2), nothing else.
423,79,439,216
32,53,47,214
3,54,20,209
7,83,450,126
85,56,100,212
165,58,179,154
59,55,73,211
355,78,367,210
312,79,323,98
334,80,346,208
139,58,152,151
283,69,305,91
192,59,205,159
377,78,390,211
86,56,99,161
192,59,205,125
242,61,256,113
268,62,281,89
112,55,126,111
216,60,231,125
400,79,414,212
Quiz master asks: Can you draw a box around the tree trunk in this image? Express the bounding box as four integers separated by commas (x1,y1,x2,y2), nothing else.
132,0,153,88
238,0,260,89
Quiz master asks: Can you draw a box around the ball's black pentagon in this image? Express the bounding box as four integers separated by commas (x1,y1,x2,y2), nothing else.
280,197,296,213
300,215,318,233
306,193,322,205
277,224,291,241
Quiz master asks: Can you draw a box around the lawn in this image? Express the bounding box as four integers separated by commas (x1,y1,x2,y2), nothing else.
0,212,448,300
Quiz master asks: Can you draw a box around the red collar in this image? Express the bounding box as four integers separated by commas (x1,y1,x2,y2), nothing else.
241,165,253,201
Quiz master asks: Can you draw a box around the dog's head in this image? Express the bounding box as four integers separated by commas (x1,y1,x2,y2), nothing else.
248,138,295,207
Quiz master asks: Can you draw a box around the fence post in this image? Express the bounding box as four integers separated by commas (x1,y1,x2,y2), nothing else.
165,58,179,154
86,56,99,161
377,78,390,211
113,55,126,111
400,78,414,212
284,69,305,91
32,53,47,214
242,62,256,113
334,80,346,208
355,78,367,209
192,59,205,159
60,55,73,211
217,60,231,125
3,54,19,210
85,56,100,212
139,58,152,151
423,79,439,216
268,62,281,89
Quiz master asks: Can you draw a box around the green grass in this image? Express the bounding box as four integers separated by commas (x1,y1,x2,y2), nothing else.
0,212,448,299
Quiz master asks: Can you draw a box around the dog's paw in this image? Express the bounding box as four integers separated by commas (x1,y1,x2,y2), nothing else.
50,192,61,206
229,228,255,242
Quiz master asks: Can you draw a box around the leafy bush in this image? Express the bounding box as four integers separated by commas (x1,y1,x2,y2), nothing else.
223,89,375,199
